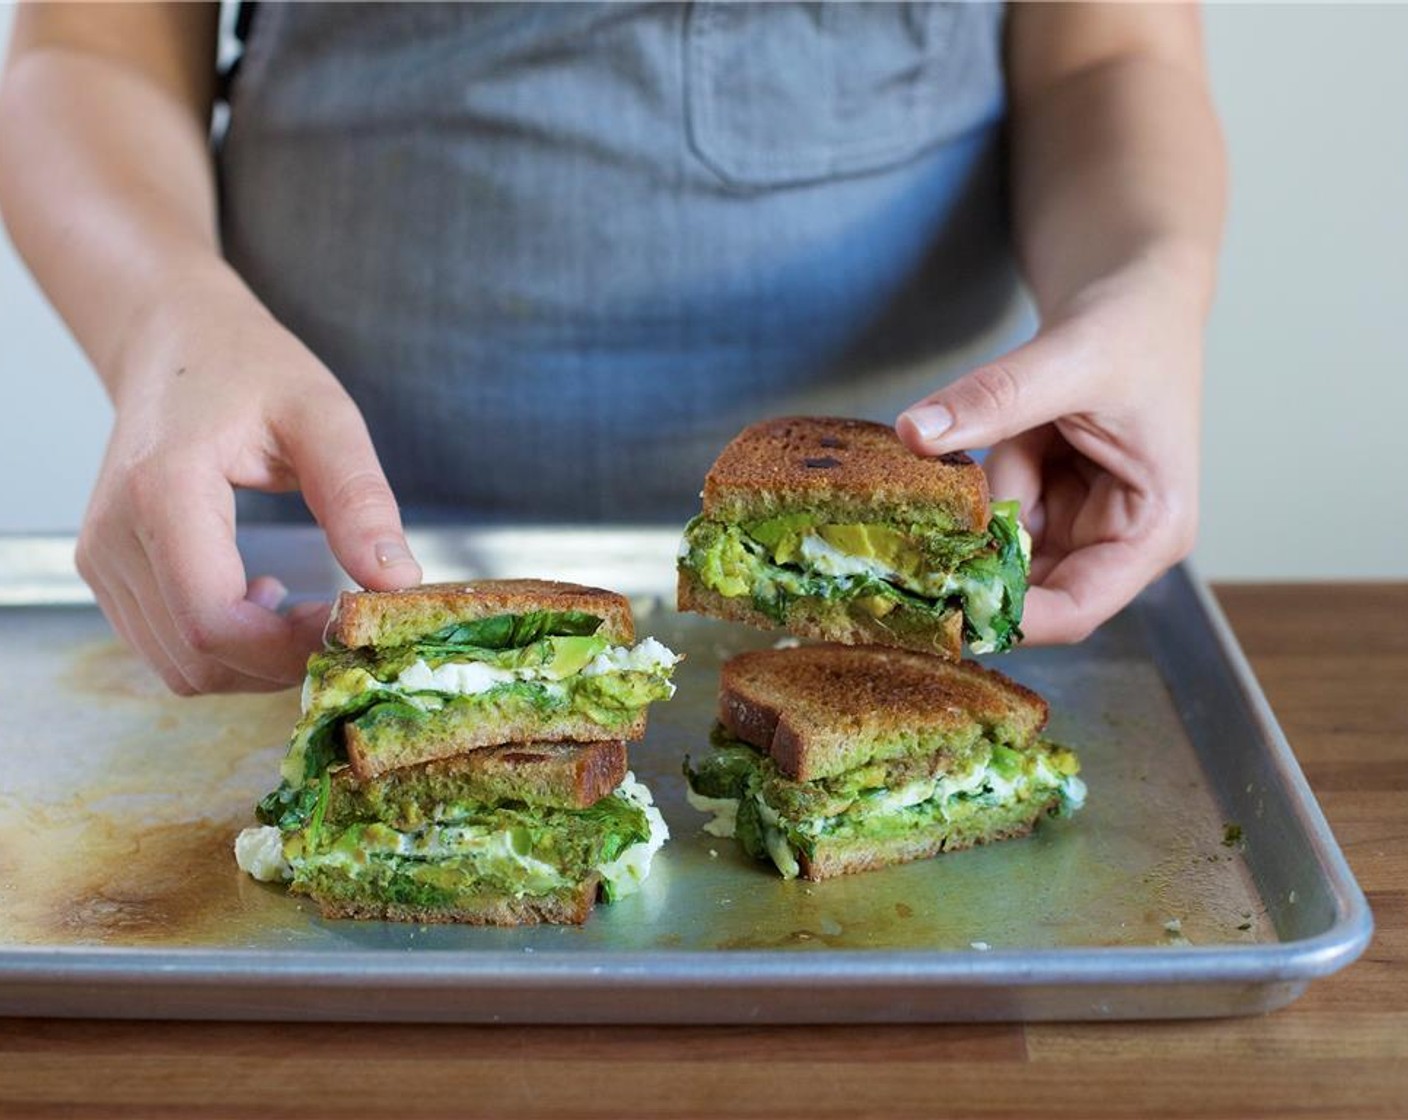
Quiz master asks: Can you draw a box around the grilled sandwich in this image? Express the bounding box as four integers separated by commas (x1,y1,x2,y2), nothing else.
284,579,679,785
239,741,667,923
236,580,677,924
684,644,1084,880
677,417,1030,658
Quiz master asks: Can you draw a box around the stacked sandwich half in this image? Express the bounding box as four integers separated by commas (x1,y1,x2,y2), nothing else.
237,580,679,924
680,417,1085,881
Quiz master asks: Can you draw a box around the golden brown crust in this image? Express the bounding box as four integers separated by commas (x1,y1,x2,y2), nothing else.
342,710,647,782
306,877,600,925
718,644,1047,781
700,416,989,529
796,814,1049,881
328,579,635,649
677,569,962,660
328,741,628,810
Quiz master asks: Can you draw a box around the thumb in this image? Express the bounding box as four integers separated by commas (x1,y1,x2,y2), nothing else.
896,330,1084,456
282,399,422,591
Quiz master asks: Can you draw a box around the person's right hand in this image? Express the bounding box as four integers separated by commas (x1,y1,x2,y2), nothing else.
76,277,422,694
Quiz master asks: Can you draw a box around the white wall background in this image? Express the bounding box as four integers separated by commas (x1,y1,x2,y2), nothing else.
0,4,1404,577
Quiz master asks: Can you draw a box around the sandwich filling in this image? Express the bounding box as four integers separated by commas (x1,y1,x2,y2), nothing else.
237,771,669,905
282,609,680,786
678,501,1029,654
685,727,1083,879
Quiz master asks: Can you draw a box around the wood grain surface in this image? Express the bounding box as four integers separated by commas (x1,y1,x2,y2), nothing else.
0,584,1403,1120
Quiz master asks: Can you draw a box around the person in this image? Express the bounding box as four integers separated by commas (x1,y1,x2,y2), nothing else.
0,2,1225,695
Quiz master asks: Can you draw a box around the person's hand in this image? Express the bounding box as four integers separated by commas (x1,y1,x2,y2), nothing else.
76,277,422,693
896,257,1204,643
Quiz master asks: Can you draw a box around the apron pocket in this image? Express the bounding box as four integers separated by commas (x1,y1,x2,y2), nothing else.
686,1,990,189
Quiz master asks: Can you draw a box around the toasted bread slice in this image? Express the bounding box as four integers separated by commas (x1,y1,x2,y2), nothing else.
298,875,601,926
796,795,1059,881
343,706,646,782
718,644,1047,782
700,416,989,529
326,741,628,826
677,566,963,661
327,579,635,649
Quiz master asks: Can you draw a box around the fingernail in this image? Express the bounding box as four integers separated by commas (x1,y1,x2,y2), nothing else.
247,577,288,612
903,404,954,442
374,538,417,569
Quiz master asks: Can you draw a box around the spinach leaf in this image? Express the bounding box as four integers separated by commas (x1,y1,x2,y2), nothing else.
257,777,323,831
281,689,395,787
306,770,332,848
420,610,603,651
685,741,763,801
260,743,341,832
954,501,1028,652
732,797,768,862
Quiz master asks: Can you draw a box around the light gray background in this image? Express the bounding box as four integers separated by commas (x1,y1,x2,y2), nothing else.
1,4,1404,578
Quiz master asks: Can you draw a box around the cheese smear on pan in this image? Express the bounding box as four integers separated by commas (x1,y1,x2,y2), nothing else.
234,825,292,882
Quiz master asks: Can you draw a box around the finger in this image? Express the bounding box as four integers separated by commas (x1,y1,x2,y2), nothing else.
1027,463,1094,577
149,569,306,693
130,457,325,688
115,540,300,692
982,428,1054,548
1020,539,1169,645
77,527,199,693
246,574,289,612
248,578,332,661
982,435,1045,514
279,397,421,592
896,325,1089,456
75,541,136,649
87,559,200,695
286,599,332,631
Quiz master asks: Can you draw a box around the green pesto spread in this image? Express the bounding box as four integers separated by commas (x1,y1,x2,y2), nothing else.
275,774,665,905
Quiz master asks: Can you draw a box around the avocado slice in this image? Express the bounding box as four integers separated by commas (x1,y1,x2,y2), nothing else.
816,524,923,577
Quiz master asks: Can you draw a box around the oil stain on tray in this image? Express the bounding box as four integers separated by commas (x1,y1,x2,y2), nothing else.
0,627,308,948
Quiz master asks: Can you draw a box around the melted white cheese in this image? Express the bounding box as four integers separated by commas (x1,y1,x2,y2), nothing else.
751,795,800,879
1060,774,1088,811
234,825,292,883
863,778,939,815
685,788,740,838
984,767,1021,801
934,759,991,802
598,772,670,898
423,828,565,890
798,534,894,580
579,637,680,678
397,659,517,695
395,638,680,697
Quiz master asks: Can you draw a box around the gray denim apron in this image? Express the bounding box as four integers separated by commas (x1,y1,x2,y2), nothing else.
218,2,1026,524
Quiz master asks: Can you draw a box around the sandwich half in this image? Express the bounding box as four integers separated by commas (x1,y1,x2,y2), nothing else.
684,644,1084,880
238,741,669,923
236,580,678,924
284,579,680,786
677,416,1029,659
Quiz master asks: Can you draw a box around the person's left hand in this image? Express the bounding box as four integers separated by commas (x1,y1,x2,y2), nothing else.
896,255,1207,644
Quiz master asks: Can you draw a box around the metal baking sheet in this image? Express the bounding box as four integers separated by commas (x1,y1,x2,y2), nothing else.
0,528,1371,1022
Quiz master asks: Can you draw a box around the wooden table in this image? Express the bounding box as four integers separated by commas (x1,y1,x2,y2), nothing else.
1,585,1403,1119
